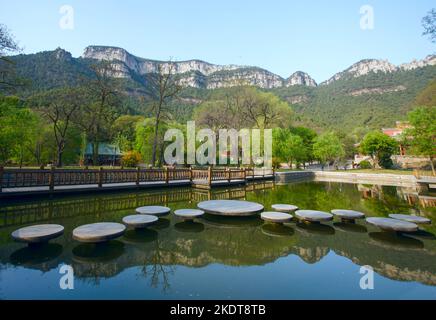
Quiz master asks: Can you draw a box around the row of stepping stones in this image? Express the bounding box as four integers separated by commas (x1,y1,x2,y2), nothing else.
261,204,432,234
11,204,432,246
11,206,205,246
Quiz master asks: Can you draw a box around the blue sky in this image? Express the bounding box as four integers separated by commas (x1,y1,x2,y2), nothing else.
0,0,434,82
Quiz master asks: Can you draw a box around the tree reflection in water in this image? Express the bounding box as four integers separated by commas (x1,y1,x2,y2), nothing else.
0,180,436,295
139,239,175,293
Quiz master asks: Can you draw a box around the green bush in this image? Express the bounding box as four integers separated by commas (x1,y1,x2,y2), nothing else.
359,160,372,169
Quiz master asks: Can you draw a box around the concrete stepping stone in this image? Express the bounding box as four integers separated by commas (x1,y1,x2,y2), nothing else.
271,204,298,213
11,224,64,244
261,211,293,224
295,210,333,223
388,214,431,225
122,215,158,228
73,222,126,243
366,217,418,233
331,209,365,223
135,206,171,216
174,209,205,221
197,200,264,216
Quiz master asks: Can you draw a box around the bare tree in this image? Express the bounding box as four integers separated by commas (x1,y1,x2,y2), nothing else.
0,24,23,93
31,88,83,167
146,62,182,166
240,87,291,129
76,62,121,165
422,8,436,43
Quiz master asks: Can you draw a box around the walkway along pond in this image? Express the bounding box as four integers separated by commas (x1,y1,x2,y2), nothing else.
0,167,274,198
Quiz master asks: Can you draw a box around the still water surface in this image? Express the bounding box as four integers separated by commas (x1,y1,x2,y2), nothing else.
0,181,435,299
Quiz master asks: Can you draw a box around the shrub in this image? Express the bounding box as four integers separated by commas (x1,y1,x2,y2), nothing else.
359,160,372,169
121,150,142,167
378,152,394,169
272,157,281,169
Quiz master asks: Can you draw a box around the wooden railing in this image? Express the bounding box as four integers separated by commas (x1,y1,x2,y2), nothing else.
0,166,275,192
0,182,275,227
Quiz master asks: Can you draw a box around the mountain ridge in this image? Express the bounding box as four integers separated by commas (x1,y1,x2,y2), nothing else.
6,46,436,132
81,45,435,89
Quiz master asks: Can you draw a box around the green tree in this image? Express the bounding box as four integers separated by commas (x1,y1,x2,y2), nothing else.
336,131,357,160
113,115,144,151
360,131,398,169
406,106,436,174
289,126,317,163
135,118,169,166
0,96,36,166
313,132,345,170
195,86,293,130
273,128,307,169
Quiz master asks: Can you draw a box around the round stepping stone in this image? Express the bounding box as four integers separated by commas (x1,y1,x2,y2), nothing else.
388,214,431,225
174,209,205,221
331,209,365,223
366,217,418,233
271,204,298,213
261,211,293,224
295,210,333,223
11,224,64,244
122,215,158,228
73,222,126,243
197,200,264,217
135,206,171,216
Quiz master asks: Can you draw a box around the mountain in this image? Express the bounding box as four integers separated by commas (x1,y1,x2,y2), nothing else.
273,56,436,131
5,46,436,131
286,71,317,87
82,45,316,89
322,55,436,85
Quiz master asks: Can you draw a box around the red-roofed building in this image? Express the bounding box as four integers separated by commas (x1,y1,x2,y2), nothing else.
382,121,412,155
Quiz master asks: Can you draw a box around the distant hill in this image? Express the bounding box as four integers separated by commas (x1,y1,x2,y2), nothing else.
5,46,436,131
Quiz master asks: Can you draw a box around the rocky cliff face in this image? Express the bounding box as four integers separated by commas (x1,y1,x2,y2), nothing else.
286,71,317,87
82,46,314,89
322,55,436,85
82,46,434,89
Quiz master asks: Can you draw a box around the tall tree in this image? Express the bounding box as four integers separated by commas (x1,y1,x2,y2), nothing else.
112,115,144,151
406,106,436,175
146,63,182,166
77,62,122,165
273,128,306,168
0,96,36,166
360,131,398,169
0,24,22,93
289,126,317,164
30,88,83,167
239,87,292,129
313,132,345,170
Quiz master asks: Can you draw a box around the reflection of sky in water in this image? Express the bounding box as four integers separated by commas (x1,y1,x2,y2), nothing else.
0,181,435,299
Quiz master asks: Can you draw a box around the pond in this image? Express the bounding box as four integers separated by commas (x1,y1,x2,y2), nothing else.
0,180,436,299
